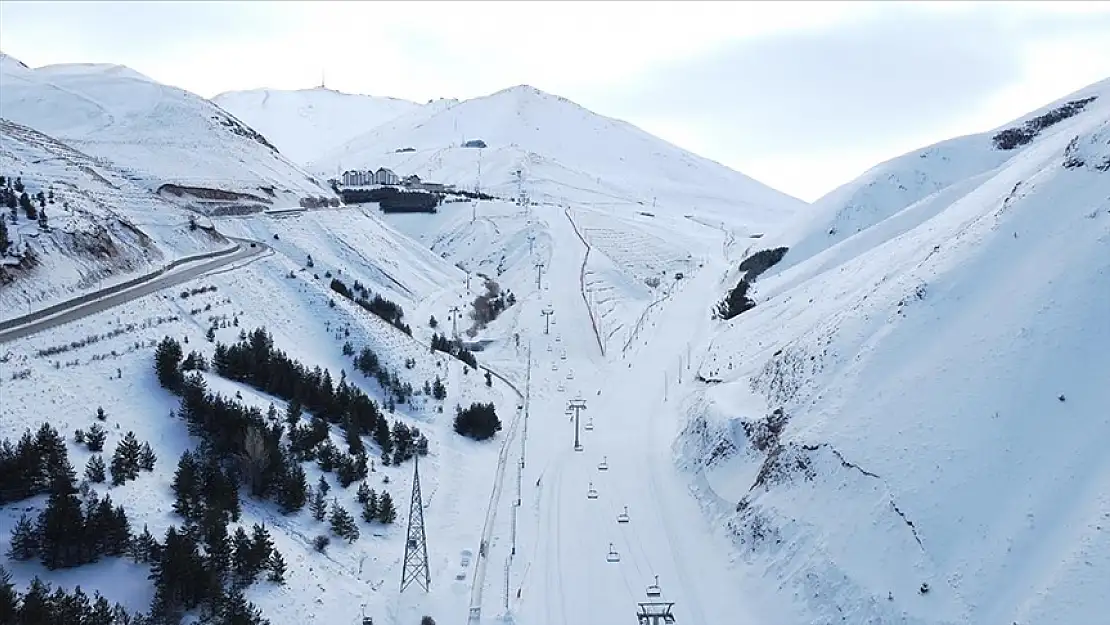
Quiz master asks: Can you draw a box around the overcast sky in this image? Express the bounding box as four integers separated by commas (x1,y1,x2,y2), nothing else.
2,0,1109,201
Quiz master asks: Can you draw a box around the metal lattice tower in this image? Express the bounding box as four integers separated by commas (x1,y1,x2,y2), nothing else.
400,455,430,593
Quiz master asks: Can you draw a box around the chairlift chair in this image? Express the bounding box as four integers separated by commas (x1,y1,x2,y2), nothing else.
561,351,567,360
557,383,565,392
587,482,598,499
606,543,621,563
584,418,594,431
646,575,662,598
555,335,561,342
547,344,553,352
617,506,630,523
597,456,608,471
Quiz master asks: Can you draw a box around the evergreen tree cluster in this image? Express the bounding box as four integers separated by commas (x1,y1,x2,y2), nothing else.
8,475,132,570
355,482,397,525
453,402,502,441
109,432,155,486
429,333,478,368
0,565,142,625
714,278,756,320
0,423,75,505
147,521,278,624
352,345,416,406
470,277,516,327
329,277,412,335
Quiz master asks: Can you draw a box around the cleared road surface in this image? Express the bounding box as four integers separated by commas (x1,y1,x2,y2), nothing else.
0,237,269,344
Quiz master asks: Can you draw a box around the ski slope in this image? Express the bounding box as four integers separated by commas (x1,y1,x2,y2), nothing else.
379,197,793,624
213,87,423,165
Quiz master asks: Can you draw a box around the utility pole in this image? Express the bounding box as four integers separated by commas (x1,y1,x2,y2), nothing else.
541,308,554,335
465,270,471,294
567,398,587,451
534,262,545,289
528,234,535,256
400,455,430,593
471,201,477,224
449,305,461,339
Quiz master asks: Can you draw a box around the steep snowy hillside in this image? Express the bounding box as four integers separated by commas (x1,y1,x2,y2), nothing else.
0,119,228,319
681,81,1110,625
0,54,334,215
212,87,423,165
0,194,520,625
311,85,806,231
767,77,1110,278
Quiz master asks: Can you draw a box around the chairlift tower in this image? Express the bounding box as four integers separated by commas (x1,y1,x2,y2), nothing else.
541,308,554,334
567,398,587,451
534,262,545,289
449,306,461,339
637,576,675,623
400,455,430,593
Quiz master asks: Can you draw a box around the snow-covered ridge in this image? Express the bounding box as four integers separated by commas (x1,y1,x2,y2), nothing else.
766,76,1110,277
212,87,424,165
0,53,334,215
310,84,807,231
681,76,1110,625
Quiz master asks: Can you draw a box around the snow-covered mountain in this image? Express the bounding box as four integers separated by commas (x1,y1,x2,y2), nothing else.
679,77,1110,624
767,77,1110,278
310,85,807,231
0,118,228,318
212,87,424,165
0,53,334,215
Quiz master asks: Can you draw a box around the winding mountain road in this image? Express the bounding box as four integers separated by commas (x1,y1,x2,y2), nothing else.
0,236,270,344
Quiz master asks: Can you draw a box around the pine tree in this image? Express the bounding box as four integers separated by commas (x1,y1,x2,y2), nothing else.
85,455,107,483
361,489,378,523
249,524,274,581
0,565,17,625
219,585,268,625
96,406,107,421
129,524,161,564
154,336,184,392
85,423,107,452
432,375,447,400
377,491,397,524
309,487,328,522
18,578,51,625
276,461,307,514
110,432,141,486
356,481,371,504
7,514,39,561
329,501,359,543
138,442,157,471
317,474,330,496
18,192,36,220
87,593,115,625
37,207,47,230
232,525,255,584
284,399,303,426
37,485,85,569
267,550,286,583
171,451,200,520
